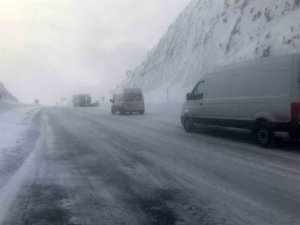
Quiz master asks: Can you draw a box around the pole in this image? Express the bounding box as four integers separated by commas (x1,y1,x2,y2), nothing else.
167,88,169,101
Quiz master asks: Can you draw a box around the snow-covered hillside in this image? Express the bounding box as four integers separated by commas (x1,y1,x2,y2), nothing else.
121,0,300,102
0,82,18,102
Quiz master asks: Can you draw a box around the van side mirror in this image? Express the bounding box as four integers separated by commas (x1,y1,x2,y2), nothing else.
186,93,193,100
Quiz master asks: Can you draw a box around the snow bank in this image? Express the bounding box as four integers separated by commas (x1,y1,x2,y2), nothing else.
142,82,191,117
0,101,23,114
121,0,300,102
0,103,41,187
0,82,18,102
146,102,182,117
0,103,42,222
0,103,35,150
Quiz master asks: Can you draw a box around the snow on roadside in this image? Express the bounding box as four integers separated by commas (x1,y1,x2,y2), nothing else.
0,106,33,151
0,111,45,224
140,82,191,120
0,104,41,187
0,101,24,114
0,103,43,222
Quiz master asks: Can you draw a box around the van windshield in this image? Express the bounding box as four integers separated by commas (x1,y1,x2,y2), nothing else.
124,93,142,101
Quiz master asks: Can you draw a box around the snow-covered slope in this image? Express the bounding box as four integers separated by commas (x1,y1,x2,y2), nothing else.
0,82,18,102
121,0,300,102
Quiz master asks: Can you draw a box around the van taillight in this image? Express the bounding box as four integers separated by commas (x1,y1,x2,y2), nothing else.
291,103,300,122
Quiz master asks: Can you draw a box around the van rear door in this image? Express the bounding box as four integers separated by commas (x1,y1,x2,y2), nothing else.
291,55,300,122
298,55,300,100
124,92,144,110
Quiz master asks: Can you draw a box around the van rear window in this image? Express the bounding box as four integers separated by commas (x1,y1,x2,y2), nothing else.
298,81,300,97
296,57,300,97
113,94,123,101
124,93,142,101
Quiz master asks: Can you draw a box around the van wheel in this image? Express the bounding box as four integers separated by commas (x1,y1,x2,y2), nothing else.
139,110,144,115
183,117,195,132
290,133,299,141
111,108,116,114
120,108,125,115
255,122,274,148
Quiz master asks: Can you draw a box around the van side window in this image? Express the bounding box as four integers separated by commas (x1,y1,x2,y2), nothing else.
192,81,205,100
232,71,289,97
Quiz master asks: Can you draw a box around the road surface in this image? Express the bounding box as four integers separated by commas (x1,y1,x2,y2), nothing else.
1,106,300,225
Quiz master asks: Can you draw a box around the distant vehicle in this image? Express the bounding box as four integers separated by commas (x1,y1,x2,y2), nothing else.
111,88,145,114
73,94,91,107
34,99,39,104
181,53,300,147
89,101,100,107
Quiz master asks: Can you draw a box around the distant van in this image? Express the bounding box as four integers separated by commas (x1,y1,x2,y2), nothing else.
111,88,145,115
181,54,300,147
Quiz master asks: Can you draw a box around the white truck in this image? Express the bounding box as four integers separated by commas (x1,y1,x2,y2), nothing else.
111,88,145,115
73,94,92,107
181,53,300,147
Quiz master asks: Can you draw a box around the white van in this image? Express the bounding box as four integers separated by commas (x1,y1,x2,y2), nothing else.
181,54,300,147
111,88,145,115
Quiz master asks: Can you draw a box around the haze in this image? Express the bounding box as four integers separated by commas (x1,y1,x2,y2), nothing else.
0,0,190,105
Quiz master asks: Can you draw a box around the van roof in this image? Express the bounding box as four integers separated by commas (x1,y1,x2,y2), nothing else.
204,53,300,78
73,94,91,97
123,88,143,93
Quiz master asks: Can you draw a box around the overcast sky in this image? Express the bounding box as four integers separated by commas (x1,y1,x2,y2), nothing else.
0,0,190,105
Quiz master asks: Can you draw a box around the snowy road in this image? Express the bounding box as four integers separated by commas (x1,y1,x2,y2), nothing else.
1,106,300,225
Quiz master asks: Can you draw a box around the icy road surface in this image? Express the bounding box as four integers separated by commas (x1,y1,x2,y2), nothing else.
1,106,300,225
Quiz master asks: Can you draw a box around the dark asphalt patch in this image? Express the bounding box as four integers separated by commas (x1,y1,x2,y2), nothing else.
4,183,77,225
128,189,178,225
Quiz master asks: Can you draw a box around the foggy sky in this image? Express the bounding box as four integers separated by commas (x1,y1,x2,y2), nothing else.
0,0,190,105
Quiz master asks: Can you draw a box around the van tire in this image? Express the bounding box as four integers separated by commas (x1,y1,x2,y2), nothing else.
183,117,195,132
255,122,274,148
111,108,116,114
120,108,125,115
289,132,299,141
139,110,145,115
